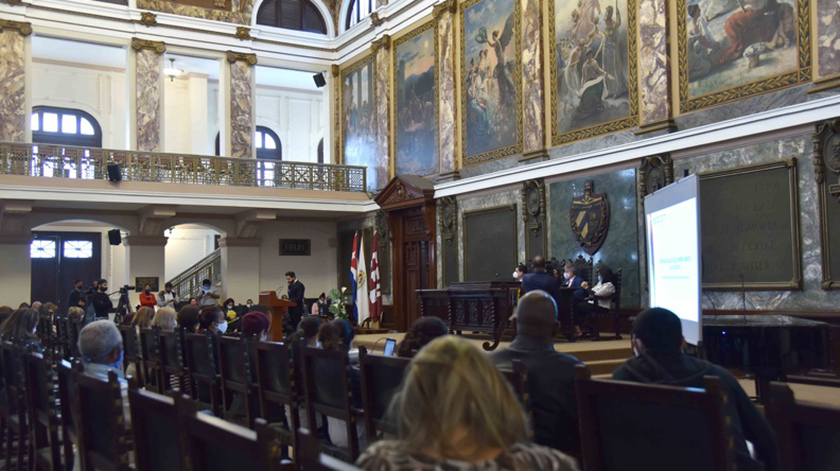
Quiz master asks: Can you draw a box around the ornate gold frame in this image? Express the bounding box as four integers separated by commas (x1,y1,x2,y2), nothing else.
459,0,524,167
699,157,802,290
461,204,518,280
813,119,840,289
392,19,441,177
676,0,812,113
338,53,376,178
549,0,639,145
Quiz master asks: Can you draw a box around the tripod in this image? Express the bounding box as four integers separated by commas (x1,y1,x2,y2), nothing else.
114,289,132,325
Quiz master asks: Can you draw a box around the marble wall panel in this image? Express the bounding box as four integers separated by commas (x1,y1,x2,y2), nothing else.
548,168,641,308
137,0,255,24
816,0,840,79
521,0,543,151
230,60,254,158
438,11,457,174
674,135,840,311
136,48,163,152
457,190,525,281
374,46,390,188
0,30,26,142
638,0,670,124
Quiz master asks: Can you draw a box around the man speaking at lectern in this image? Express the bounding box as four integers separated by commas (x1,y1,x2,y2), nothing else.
286,271,305,329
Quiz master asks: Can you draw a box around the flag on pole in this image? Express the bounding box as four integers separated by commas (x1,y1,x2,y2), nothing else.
369,230,382,324
356,233,371,325
350,231,359,322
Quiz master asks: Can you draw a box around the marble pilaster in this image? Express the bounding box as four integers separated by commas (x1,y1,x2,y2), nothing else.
132,39,166,152
372,37,390,189
434,0,457,175
521,0,544,151
0,20,31,143
227,51,257,159
637,0,671,128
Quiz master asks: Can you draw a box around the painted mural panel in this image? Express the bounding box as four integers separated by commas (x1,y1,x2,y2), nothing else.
342,56,378,192
461,0,523,166
395,22,439,177
551,0,638,144
678,0,811,112
816,0,840,78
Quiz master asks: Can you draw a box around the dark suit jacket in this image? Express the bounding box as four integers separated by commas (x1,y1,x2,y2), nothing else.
490,335,585,459
564,275,586,298
287,280,306,315
521,271,563,312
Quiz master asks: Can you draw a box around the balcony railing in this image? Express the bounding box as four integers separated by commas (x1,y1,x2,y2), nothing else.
168,248,222,301
0,141,367,192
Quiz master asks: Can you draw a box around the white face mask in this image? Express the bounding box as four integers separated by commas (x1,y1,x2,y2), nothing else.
227,304,234,309
512,271,519,279
217,321,228,334
564,272,571,280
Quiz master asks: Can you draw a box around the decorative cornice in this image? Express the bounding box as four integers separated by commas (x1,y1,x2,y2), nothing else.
331,64,340,77
432,0,457,18
369,12,384,27
235,26,252,41
635,118,678,136
518,149,549,163
370,34,391,53
130,38,166,54
226,51,258,66
0,0,23,6
0,19,33,36
139,12,158,27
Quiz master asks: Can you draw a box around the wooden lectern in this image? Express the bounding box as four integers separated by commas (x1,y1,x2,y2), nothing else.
258,291,296,341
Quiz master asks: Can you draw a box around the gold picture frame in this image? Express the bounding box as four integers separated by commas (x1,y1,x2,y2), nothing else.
339,52,377,191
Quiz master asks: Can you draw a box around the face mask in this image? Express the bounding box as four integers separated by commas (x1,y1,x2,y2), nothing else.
246,303,252,308
315,340,322,349
564,273,571,280
217,321,228,334
105,350,124,370
203,286,210,292
145,289,150,294
227,304,234,309
512,271,519,279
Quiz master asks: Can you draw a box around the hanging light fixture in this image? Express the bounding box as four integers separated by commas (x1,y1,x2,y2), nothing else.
163,58,184,82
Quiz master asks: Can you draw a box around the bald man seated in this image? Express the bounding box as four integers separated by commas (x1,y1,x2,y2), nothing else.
490,290,587,460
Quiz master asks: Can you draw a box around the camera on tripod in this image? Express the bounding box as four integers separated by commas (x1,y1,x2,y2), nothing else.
118,285,136,294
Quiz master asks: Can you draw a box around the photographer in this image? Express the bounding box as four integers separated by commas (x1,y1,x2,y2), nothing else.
92,279,114,319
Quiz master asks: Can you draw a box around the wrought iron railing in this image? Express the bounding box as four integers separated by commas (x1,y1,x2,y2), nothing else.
168,248,222,301
0,141,367,192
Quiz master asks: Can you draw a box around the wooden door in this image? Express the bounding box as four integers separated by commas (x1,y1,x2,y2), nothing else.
31,231,102,309
403,241,428,329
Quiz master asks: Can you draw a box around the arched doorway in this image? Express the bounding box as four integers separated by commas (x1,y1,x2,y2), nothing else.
164,224,222,300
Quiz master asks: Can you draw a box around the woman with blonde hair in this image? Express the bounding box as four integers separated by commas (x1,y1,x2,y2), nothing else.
356,336,578,471
131,306,155,330
151,307,177,331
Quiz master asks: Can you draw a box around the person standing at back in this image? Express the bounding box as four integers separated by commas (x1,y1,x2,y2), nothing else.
198,279,220,307
521,256,563,314
68,280,86,311
91,279,113,319
285,271,305,329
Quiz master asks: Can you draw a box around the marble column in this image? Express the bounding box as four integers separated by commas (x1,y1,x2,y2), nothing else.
637,0,674,133
227,52,257,159
331,64,341,164
131,39,166,152
372,36,391,189
125,235,167,307
521,0,544,152
0,236,32,303
433,0,458,179
0,20,32,142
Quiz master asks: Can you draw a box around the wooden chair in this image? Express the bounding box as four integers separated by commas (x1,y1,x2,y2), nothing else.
182,412,279,471
297,428,365,471
158,330,187,394
300,346,362,462
66,320,83,360
592,267,623,341
498,358,530,412
764,382,840,471
254,340,298,456
138,327,162,393
75,369,132,471
1,341,29,471
184,332,222,417
56,360,83,471
54,317,69,360
127,385,194,471
217,336,257,426
23,352,62,471
358,346,409,444
575,365,735,471
567,255,594,284
118,326,142,387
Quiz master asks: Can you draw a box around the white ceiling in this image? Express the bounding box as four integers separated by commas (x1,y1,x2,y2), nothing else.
255,66,323,91
164,53,221,80
32,36,127,68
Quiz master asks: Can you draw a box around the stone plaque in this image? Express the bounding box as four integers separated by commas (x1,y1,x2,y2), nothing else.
279,239,311,256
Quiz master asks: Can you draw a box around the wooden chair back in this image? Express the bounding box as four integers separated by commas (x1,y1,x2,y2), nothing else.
55,317,69,359
764,382,840,471
297,428,366,471
0,340,25,416
184,332,222,416
23,352,62,471
567,255,594,283
128,386,194,471
575,365,735,471
217,335,257,425
254,340,298,455
75,369,131,471
498,358,530,412
182,413,279,471
158,330,187,394
118,326,142,386
138,327,162,393
300,346,361,461
57,360,83,471
358,346,409,443
67,319,83,359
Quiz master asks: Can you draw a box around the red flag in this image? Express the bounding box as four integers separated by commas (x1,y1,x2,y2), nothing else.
369,230,382,323
350,231,359,322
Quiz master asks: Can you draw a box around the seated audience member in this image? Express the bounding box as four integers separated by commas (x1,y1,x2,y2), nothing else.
288,315,323,347
198,305,227,335
227,311,271,422
121,311,136,326
521,256,563,313
318,319,365,449
67,306,85,324
245,299,255,309
397,316,448,358
0,305,13,326
177,304,201,333
77,320,130,426
0,308,43,353
223,298,238,323
490,291,585,459
31,301,43,312
572,266,616,336
18,302,30,309
241,312,271,340
39,302,57,320
151,307,177,331
311,293,329,317
513,264,527,281
562,265,586,299
131,306,155,330
139,284,157,309
198,279,220,307
357,336,579,471
189,297,199,306
613,308,779,471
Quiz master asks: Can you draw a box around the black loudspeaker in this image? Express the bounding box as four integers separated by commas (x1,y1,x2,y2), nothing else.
108,229,122,246
313,72,326,88
107,163,122,182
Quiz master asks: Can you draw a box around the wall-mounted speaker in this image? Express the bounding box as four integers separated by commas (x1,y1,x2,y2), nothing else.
108,229,122,246
313,72,326,88
107,164,122,182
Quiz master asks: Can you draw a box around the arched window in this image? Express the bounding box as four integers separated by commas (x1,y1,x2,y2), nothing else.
345,0,375,30
214,126,282,160
31,107,102,148
256,0,327,35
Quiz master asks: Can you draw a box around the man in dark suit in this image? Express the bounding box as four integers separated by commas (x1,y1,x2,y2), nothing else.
490,290,585,460
286,271,305,329
563,265,587,299
521,256,563,313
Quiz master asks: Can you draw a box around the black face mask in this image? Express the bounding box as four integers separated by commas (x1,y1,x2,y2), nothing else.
144,289,150,294
100,286,107,292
